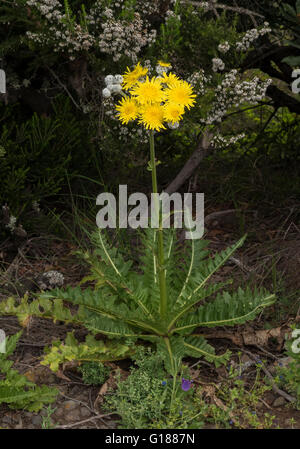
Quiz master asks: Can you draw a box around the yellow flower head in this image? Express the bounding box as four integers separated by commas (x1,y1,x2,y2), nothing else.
111,62,196,131
115,97,139,124
158,60,171,68
163,102,184,124
161,71,181,88
130,76,165,105
139,103,166,131
165,80,196,110
122,62,148,90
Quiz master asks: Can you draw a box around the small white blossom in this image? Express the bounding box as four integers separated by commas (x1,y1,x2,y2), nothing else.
110,84,122,94
105,75,115,85
212,58,225,72
102,87,111,98
115,74,123,84
43,270,64,287
218,41,230,53
5,215,17,232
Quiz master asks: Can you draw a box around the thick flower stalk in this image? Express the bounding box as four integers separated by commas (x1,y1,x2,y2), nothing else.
109,61,196,320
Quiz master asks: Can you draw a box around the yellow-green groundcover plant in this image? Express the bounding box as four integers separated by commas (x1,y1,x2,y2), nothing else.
0,62,275,376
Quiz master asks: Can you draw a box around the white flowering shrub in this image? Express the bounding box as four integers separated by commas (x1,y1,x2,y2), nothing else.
99,4,273,152
0,0,279,203
26,0,158,62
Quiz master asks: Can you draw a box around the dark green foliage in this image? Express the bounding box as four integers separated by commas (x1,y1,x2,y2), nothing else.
78,361,111,385
228,106,300,163
153,4,241,74
280,1,300,67
0,96,95,223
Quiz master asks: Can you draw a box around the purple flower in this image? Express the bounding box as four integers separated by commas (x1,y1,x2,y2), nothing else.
179,410,183,416
162,381,166,386
181,378,193,391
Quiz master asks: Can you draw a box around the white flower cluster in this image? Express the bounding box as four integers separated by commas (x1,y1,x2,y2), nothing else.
5,214,17,232
143,59,155,76
116,124,149,144
205,70,272,124
187,70,211,96
218,41,230,54
156,63,171,76
236,23,271,51
97,13,157,62
197,2,210,12
211,133,246,148
42,270,64,287
102,74,123,98
212,58,225,72
25,0,158,62
26,0,95,59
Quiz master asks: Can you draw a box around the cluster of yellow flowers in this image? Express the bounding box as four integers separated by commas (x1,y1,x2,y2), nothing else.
115,62,196,131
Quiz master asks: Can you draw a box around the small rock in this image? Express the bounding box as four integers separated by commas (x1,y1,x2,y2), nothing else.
54,407,65,418
32,415,42,427
2,415,12,425
241,354,251,364
63,400,77,411
64,409,81,423
273,396,287,407
80,407,91,418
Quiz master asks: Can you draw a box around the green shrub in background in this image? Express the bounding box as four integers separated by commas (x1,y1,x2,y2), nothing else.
229,107,300,162
0,96,97,225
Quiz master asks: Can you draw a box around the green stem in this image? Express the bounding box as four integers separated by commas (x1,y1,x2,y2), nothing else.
149,130,168,319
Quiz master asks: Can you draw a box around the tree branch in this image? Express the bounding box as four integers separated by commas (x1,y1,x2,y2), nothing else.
181,1,264,19
165,129,213,194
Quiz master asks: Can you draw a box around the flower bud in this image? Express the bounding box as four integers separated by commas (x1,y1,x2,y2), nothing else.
104,75,114,85
114,74,123,84
102,87,111,98
111,84,123,94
